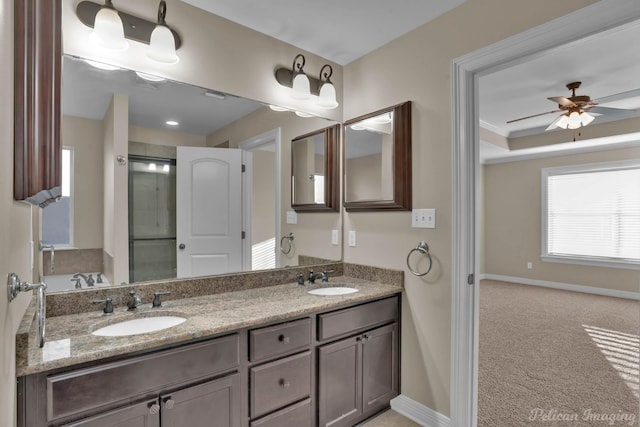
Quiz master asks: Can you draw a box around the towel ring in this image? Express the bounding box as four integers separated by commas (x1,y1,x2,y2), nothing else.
280,233,294,254
407,241,433,277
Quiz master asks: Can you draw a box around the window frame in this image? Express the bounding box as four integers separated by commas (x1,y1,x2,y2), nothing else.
541,159,640,270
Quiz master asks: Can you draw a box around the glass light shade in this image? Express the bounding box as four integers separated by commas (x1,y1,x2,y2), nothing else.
135,71,165,82
317,82,338,109
269,105,289,112
567,111,582,129
295,110,313,118
291,73,311,100
89,7,128,51
147,25,179,64
555,114,570,129
580,112,595,126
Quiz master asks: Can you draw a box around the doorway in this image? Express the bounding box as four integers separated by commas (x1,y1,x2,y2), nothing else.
451,2,640,425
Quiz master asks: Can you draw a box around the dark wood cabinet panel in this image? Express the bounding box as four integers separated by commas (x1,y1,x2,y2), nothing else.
250,351,312,419
249,317,311,362
250,398,312,427
14,0,62,205
161,374,241,427
62,399,160,427
362,323,399,415
318,296,398,342
318,336,362,427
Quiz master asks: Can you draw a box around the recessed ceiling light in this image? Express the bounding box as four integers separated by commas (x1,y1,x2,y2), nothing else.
135,71,165,82
84,59,120,71
166,120,179,126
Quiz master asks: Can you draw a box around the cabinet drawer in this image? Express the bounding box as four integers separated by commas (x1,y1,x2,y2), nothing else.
250,398,312,427
47,334,239,422
250,351,311,419
318,296,398,341
249,318,311,362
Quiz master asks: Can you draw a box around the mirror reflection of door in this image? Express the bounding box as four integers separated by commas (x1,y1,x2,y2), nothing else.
292,133,326,205
344,111,394,202
176,147,245,278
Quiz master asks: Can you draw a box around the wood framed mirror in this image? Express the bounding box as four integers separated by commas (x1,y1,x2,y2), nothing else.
291,124,340,212
343,101,411,211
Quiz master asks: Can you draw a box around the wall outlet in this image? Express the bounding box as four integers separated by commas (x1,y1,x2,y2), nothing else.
412,209,436,228
286,210,297,224
331,229,339,245
527,261,533,269
348,230,357,247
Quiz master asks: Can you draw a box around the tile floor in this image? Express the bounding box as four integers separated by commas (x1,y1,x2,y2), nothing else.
359,410,421,426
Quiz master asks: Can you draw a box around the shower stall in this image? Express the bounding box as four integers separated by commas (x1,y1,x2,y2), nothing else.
128,155,177,283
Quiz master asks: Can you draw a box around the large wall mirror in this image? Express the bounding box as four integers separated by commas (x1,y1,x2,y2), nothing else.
40,54,342,293
291,124,340,212
343,101,412,211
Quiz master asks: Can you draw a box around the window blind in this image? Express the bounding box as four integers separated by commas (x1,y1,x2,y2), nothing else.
546,167,640,263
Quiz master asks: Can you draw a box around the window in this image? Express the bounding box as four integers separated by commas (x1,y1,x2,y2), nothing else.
42,148,73,246
542,160,640,269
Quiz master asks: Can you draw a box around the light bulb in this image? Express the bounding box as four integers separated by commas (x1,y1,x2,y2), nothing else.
555,114,570,129
291,73,311,100
147,25,179,64
567,111,581,129
317,82,338,109
90,7,128,51
579,112,594,126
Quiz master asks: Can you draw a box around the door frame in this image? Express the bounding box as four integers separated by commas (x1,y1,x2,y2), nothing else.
450,1,640,425
239,128,282,269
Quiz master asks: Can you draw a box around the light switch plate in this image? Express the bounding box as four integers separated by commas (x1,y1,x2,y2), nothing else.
412,209,436,228
331,229,339,245
348,230,357,247
286,211,297,224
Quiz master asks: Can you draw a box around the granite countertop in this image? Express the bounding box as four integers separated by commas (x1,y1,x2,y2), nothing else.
16,276,402,376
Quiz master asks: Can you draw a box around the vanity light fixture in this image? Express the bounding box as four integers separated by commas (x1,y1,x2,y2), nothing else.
76,0,182,62
166,120,179,126
275,54,340,109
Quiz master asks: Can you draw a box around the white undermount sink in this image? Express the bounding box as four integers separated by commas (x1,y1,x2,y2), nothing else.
92,316,187,337
308,287,359,296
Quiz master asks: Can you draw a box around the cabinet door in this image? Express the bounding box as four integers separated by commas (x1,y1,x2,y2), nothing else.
63,399,160,427
318,336,362,427
362,323,399,416
161,373,241,427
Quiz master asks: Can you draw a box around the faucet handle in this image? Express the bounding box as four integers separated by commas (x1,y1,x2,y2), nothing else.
71,278,82,289
152,291,171,308
296,272,305,286
127,290,141,311
96,272,103,284
93,297,114,314
86,274,95,287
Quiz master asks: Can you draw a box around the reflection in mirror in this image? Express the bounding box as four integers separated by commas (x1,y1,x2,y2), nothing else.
343,101,412,211
291,124,340,212
40,54,341,293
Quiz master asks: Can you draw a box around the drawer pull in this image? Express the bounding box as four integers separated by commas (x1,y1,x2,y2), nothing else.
164,398,175,409
363,334,370,341
149,403,160,415
278,334,290,344
279,378,291,389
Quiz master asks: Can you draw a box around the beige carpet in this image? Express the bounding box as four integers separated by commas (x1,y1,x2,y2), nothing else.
479,280,639,426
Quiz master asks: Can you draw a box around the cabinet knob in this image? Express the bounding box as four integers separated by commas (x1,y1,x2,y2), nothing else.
278,334,290,344
279,378,291,389
164,398,175,409
149,403,161,415
363,334,370,341
178,243,186,250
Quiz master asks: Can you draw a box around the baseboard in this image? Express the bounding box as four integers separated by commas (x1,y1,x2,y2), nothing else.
390,395,450,427
480,274,640,300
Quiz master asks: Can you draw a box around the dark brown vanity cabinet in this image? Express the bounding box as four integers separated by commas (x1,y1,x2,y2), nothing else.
317,298,399,427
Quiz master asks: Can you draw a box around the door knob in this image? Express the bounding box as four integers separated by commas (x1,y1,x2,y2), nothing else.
178,243,185,250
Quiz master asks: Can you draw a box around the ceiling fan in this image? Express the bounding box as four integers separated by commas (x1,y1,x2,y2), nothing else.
507,81,634,131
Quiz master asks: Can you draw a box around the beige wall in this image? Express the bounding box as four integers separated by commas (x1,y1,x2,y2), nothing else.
129,125,207,148
1,0,37,426
342,0,599,415
482,147,640,293
252,151,276,245
62,116,104,249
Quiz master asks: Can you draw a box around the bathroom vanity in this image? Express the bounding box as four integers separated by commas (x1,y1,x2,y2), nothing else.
16,273,401,427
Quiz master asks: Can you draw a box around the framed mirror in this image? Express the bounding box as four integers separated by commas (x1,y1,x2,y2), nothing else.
343,101,412,211
291,124,340,212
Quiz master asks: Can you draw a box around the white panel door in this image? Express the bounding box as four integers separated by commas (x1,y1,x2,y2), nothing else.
177,147,243,278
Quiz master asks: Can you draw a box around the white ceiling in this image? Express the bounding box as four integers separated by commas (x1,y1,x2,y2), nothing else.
181,0,466,65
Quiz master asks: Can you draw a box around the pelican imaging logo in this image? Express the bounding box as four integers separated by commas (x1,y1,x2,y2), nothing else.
529,408,637,425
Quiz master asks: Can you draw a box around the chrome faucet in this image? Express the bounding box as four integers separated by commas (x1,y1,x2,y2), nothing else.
39,241,55,273
127,290,141,311
308,270,334,284
73,273,95,287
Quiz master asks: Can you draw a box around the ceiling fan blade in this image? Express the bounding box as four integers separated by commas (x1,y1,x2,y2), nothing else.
548,96,576,108
587,106,637,118
506,109,562,124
